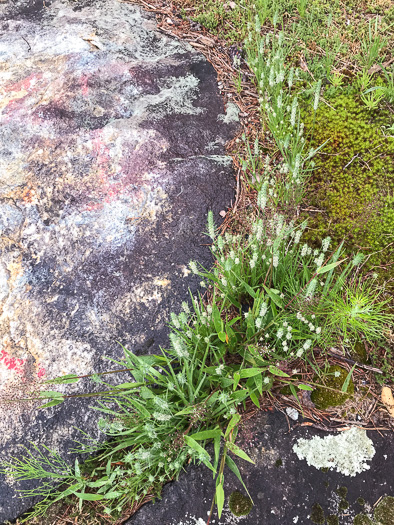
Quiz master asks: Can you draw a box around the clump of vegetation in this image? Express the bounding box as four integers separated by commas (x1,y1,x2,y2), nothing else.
229,490,253,517
2,206,389,522
301,87,394,282
354,515,373,525
311,502,325,524
375,496,394,525
311,365,354,409
3,0,394,523
353,495,394,525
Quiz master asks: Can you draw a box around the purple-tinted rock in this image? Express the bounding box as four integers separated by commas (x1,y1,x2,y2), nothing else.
0,0,238,520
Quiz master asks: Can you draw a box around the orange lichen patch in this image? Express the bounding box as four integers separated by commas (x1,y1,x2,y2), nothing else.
21,185,39,205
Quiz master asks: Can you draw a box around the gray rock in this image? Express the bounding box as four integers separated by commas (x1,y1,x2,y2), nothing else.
127,412,394,525
0,0,237,521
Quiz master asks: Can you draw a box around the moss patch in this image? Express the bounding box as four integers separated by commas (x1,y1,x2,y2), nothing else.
339,499,350,511
336,486,348,499
351,341,369,364
311,365,354,409
374,496,394,525
301,85,394,285
327,516,339,525
354,515,373,525
311,503,325,524
229,491,253,517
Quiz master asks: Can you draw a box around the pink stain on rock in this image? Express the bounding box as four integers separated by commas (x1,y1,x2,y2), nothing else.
0,349,25,375
37,367,46,378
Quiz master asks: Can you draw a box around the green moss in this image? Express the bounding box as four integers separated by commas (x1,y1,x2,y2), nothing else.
358,498,366,506
301,85,394,286
354,515,373,525
327,516,339,525
339,499,349,511
374,496,394,525
351,341,369,364
229,491,253,517
275,458,283,467
337,486,348,499
311,503,325,524
311,366,354,409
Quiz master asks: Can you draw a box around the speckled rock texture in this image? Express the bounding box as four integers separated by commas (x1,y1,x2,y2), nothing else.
0,0,237,520
127,411,393,525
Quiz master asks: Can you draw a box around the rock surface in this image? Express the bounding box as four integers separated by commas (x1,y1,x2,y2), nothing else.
0,0,237,521
127,412,394,525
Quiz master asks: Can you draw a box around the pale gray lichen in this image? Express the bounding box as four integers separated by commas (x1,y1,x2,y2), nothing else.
293,427,375,476
218,102,240,124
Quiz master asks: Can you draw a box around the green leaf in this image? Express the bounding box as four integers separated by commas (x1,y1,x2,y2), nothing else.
227,316,241,327
184,436,215,473
129,398,150,418
100,438,137,459
263,285,283,308
254,373,263,396
316,259,346,275
213,435,221,474
38,398,64,409
298,384,313,391
227,295,241,309
233,372,240,391
213,304,223,334
225,456,253,502
239,368,264,379
218,331,227,342
106,458,112,477
227,442,255,464
140,386,154,399
248,388,260,408
290,384,300,404
190,429,222,441
86,479,109,488
50,483,83,505
104,491,123,499
175,405,196,416
232,390,249,401
224,413,241,439
44,374,79,385
341,364,356,393
226,324,237,345
220,377,234,388
74,458,81,479
72,492,103,501
216,483,225,518
268,365,289,377
39,390,64,399
114,382,140,389
231,271,256,298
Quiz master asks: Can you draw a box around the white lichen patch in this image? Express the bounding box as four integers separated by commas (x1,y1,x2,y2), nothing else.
293,427,375,476
136,74,203,120
217,102,240,124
